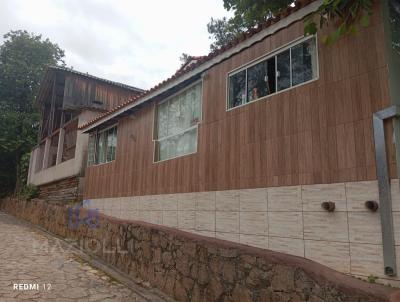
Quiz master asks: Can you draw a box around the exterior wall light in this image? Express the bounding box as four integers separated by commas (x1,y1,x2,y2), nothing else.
365,200,379,212
321,201,335,212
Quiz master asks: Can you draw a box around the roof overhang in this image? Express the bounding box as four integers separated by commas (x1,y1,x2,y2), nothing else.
81,0,322,133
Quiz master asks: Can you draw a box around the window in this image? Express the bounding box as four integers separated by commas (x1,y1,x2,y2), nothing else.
155,82,202,162
277,50,291,91
247,57,276,103
227,36,318,109
228,70,246,108
87,125,118,166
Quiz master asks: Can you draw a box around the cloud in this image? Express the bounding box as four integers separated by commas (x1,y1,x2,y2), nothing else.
0,0,231,90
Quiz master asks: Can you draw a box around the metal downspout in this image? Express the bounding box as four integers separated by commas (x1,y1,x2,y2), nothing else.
373,105,400,276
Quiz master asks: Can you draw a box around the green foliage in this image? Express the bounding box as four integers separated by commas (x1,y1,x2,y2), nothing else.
0,30,65,194
222,0,292,29
208,0,291,51
19,152,31,187
20,184,39,201
367,274,378,283
207,17,244,51
179,53,191,65
0,153,16,198
389,0,400,56
208,0,375,51
304,0,374,45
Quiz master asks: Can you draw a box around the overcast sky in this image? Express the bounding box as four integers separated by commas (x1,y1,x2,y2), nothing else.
0,0,231,90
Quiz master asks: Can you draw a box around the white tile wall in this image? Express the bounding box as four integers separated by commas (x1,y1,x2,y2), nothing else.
239,212,268,236
305,240,350,273
268,186,301,211
216,232,240,243
350,243,385,277
196,192,216,211
346,181,379,211
216,212,239,233
240,188,267,211
348,212,382,244
216,190,240,211
269,237,304,257
303,212,349,242
160,194,178,211
302,183,347,211
239,234,268,249
178,211,195,230
195,211,215,232
92,179,400,282
178,193,196,211
162,211,178,227
392,179,400,212
268,212,303,239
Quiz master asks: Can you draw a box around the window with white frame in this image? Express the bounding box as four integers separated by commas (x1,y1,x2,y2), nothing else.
87,125,118,166
154,82,202,162
228,36,318,109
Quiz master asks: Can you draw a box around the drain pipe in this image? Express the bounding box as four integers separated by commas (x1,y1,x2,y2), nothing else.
373,105,399,276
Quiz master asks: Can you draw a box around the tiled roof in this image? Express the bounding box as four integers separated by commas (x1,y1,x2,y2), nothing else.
176,56,207,74
78,0,316,130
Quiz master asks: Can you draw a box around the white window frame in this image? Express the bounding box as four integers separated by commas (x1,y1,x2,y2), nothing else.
226,35,319,111
153,80,203,163
88,123,118,166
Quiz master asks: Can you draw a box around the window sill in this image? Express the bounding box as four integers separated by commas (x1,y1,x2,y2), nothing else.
153,150,197,164
88,160,115,167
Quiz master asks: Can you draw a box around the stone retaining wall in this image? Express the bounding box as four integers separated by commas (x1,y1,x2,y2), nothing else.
1,197,399,302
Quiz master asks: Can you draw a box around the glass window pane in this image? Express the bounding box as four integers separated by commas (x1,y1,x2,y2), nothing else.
291,37,317,86
277,50,291,91
87,134,96,166
191,84,201,123
167,136,178,159
175,129,187,155
97,131,107,164
228,70,246,108
167,97,180,136
157,101,169,139
158,127,197,161
179,91,191,130
106,127,117,162
158,140,168,161
266,57,276,95
185,127,197,154
155,83,201,161
247,61,268,102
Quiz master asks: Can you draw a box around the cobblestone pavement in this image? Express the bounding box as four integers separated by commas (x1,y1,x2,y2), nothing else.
0,212,155,302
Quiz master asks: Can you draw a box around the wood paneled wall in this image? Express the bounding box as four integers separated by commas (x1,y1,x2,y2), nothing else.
63,75,138,110
84,5,396,199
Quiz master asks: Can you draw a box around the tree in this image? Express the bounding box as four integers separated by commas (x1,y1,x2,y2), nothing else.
389,0,400,55
0,30,65,195
179,53,192,65
207,17,243,52
208,0,374,51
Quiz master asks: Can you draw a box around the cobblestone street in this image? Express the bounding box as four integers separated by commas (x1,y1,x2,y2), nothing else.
0,211,161,302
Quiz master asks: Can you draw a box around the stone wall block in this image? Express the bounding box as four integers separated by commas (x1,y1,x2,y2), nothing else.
271,265,295,292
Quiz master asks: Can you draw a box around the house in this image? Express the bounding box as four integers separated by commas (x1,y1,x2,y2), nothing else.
27,66,144,202
78,0,400,284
